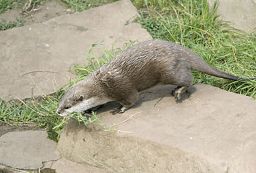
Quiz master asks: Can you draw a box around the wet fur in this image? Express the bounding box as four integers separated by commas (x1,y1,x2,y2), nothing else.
58,40,244,115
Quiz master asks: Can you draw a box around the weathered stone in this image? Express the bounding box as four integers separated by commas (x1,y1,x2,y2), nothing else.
0,0,151,100
0,130,60,169
58,120,216,173
49,158,106,173
208,0,256,32
58,84,256,173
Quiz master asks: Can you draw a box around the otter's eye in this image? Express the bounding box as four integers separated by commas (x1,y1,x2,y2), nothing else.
64,106,71,109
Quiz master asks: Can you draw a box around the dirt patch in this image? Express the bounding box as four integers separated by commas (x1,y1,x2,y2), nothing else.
0,0,71,28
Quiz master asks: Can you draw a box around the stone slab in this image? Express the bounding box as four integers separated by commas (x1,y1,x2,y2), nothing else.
208,0,256,32
48,158,106,173
0,0,151,100
0,130,60,169
58,84,256,173
58,120,216,173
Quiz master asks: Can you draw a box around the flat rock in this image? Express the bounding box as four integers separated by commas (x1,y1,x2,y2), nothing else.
58,84,256,173
58,120,216,173
0,130,60,169
208,0,256,32
0,0,151,101
43,158,106,173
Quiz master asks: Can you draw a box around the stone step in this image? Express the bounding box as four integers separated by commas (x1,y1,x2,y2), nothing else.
58,84,256,173
0,130,59,170
208,0,256,33
44,158,107,173
0,0,151,101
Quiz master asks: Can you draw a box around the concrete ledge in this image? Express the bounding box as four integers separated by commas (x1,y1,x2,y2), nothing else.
57,84,256,173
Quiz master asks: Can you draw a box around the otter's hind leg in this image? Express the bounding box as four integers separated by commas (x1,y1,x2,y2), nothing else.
172,86,189,102
162,61,193,102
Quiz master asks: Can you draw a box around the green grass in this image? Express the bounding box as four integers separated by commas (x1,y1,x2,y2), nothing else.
0,19,23,30
61,0,118,11
0,0,44,30
0,0,45,14
0,0,116,14
0,0,255,141
0,0,19,14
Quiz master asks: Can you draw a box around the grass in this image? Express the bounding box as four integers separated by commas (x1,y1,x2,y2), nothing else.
0,0,118,14
0,0,20,14
0,19,23,30
0,0,44,30
0,0,45,14
60,0,118,11
0,0,255,141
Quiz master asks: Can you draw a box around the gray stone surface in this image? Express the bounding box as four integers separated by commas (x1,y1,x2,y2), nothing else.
0,130,60,169
208,0,256,32
0,0,151,101
58,121,216,173
58,84,256,173
47,158,106,173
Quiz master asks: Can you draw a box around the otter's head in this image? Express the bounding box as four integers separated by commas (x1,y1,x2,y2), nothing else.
56,79,111,117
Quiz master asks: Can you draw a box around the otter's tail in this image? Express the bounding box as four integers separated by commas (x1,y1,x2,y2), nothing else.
189,55,256,81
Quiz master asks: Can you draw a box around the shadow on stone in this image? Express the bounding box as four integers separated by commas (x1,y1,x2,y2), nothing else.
94,85,197,114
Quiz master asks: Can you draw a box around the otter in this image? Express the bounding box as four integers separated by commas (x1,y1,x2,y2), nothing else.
56,40,254,116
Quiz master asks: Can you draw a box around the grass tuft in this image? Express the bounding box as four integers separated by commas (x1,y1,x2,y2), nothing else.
61,0,118,11
0,0,18,14
0,19,23,30
0,0,45,14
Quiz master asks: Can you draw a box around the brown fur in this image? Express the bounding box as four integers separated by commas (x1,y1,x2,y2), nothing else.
58,39,242,114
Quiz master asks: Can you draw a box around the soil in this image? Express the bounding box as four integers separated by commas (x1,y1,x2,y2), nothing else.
0,0,71,28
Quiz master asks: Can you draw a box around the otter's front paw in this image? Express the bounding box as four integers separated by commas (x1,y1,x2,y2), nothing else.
110,105,124,115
